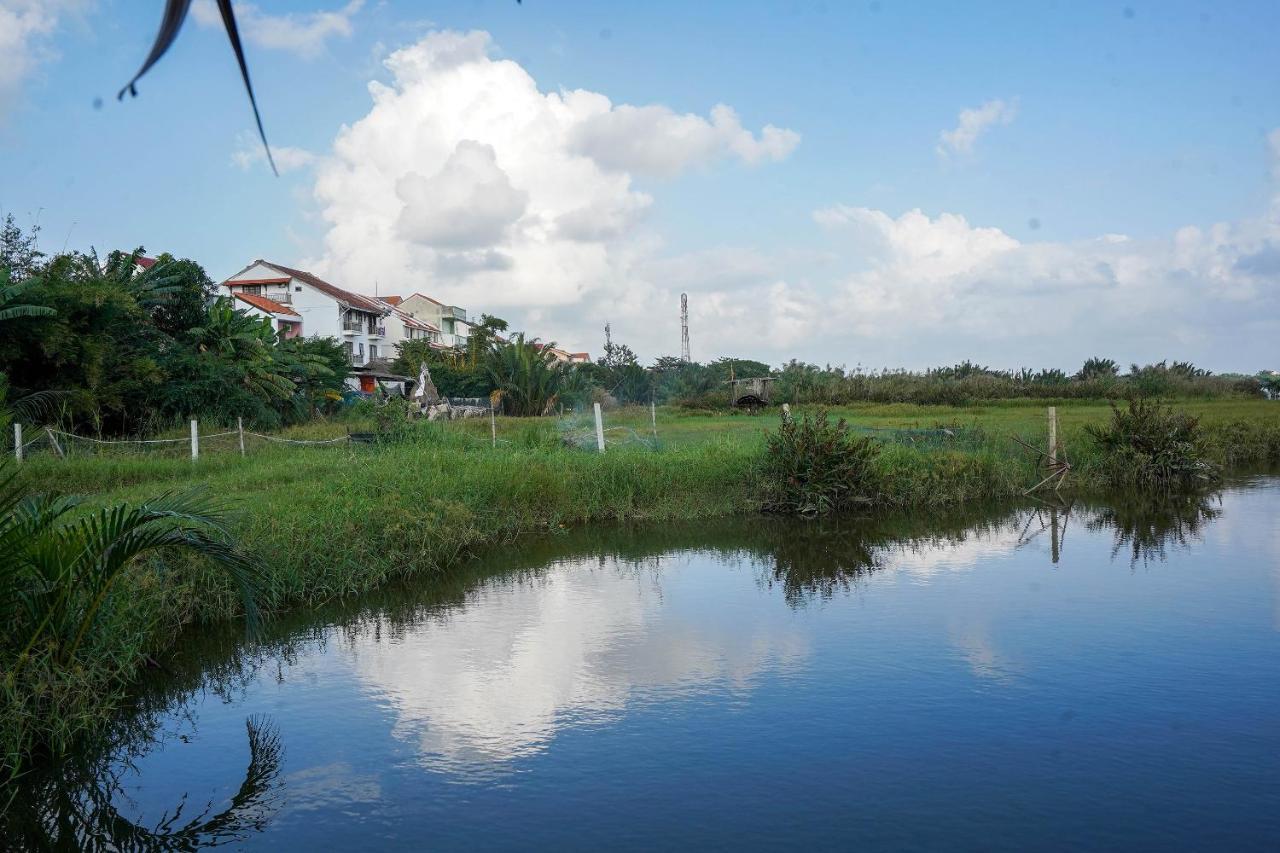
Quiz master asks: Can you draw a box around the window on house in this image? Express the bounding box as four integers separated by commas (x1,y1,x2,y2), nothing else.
240,284,263,295
370,345,378,360
343,341,353,361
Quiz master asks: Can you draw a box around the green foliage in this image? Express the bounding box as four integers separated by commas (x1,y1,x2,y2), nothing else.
0,252,348,434
464,313,510,368
144,253,215,336
1,464,264,776
768,359,1251,408
760,409,881,515
485,333,565,416
1077,357,1119,379
393,339,494,398
0,269,56,323
0,214,43,281
1084,399,1218,488
1258,371,1280,400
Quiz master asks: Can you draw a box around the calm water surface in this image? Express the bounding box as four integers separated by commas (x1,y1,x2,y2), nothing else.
10,480,1280,850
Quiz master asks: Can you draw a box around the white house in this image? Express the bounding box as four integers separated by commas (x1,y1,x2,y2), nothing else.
222,260,398,392
372,296,445,352
397,293,473,349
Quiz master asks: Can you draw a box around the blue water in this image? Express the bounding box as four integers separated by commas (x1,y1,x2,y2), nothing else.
11,481,1280,850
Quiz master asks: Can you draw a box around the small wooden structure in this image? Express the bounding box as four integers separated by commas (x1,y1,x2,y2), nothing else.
729,377,775,412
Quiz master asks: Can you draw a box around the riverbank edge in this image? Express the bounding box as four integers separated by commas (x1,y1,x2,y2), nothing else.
4,413,1280,785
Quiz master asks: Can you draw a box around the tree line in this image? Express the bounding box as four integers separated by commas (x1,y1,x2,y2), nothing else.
3,213,1274,437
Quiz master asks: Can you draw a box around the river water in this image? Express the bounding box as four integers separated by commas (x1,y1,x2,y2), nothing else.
8,480,1280,850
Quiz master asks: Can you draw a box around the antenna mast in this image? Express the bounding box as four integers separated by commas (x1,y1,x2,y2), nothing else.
680,293,690,363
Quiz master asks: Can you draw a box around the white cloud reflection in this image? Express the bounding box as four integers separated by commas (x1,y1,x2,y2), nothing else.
350,558,809,778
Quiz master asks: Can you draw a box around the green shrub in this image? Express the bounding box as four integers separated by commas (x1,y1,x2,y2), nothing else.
760,409,880,515
1084,399,1218,488
1,469,264,780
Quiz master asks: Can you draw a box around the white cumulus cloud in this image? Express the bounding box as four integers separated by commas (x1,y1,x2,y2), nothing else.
395,140,528,249
571,102,800,177
192,0,363,59
0,0,85,117
303,29,798,346
937,98,1018,157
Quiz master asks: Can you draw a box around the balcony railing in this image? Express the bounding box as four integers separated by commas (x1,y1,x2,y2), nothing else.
350,352,363,366
369,326,386,337
442,306,467,322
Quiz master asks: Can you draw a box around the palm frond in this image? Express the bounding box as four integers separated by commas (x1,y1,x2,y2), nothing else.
119,0,278,176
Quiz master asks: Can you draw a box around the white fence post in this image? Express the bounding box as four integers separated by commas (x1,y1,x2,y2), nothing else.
45,427,64,459
1047,406,1058,466
13,423,21,463
191,419,199,461
238,417,246,457
650,398,657,440
490,407,497,449
593,402,605,453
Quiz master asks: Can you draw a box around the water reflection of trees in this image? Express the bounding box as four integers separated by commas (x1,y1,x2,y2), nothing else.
1086,490,1223,567
5,715,285,850
744,511,1026,606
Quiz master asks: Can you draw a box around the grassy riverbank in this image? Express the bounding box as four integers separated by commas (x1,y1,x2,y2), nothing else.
3,399,1279,783
13,399,1280,613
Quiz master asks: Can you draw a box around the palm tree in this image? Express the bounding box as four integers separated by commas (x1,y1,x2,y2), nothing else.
188,299,295,403
484,334,564,416
1,464,266,678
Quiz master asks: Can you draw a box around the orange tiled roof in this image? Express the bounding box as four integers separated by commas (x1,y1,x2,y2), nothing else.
234,292,300,318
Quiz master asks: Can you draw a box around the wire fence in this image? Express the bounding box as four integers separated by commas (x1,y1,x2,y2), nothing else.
7,405,1035,464
8,420,359,463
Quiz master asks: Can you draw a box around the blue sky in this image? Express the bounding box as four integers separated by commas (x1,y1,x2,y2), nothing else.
2,0,1278,370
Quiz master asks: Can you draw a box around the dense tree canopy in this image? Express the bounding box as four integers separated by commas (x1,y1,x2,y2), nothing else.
0,227,348,434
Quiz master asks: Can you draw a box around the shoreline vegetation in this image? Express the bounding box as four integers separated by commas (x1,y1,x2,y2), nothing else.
3,398,1280,788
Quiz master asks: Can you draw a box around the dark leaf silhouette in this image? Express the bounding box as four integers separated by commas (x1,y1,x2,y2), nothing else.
118,0,278,176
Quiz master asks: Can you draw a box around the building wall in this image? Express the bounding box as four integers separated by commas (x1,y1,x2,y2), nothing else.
226,263,384,367
399,294,444,330
399,295,470,348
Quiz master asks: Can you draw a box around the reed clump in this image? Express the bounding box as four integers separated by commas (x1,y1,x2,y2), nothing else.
1084,399,1219,488
760,409,880,515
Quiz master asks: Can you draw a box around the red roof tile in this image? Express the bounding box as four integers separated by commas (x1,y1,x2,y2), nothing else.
382,295,403,306
136,256,156,269
234,292,300,318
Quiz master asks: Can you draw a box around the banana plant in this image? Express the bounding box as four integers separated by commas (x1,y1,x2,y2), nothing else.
0,269,54,323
